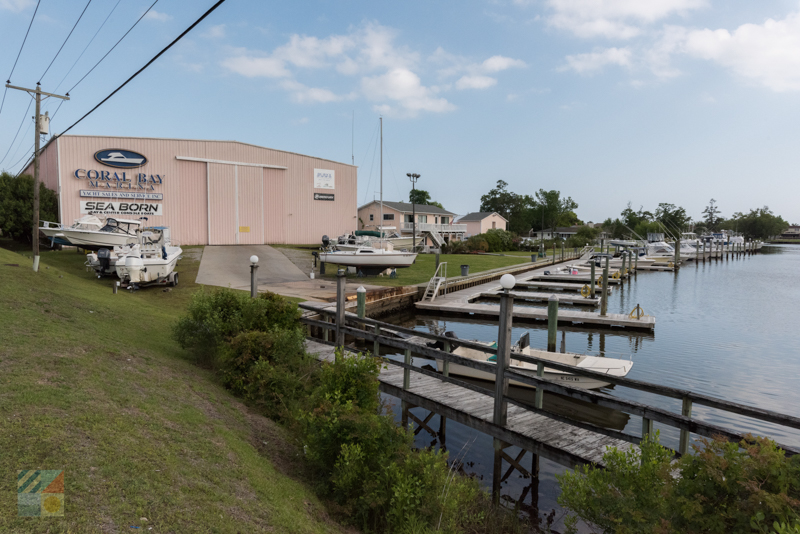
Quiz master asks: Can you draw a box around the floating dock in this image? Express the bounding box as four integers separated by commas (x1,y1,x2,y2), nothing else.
479,290,600,307
515,280,612,294
527,274,623,284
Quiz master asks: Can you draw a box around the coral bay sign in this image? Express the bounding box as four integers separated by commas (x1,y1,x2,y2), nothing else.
75,149,162,190
80,201,163,217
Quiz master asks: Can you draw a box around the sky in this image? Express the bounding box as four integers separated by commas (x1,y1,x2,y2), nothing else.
1,0,799,225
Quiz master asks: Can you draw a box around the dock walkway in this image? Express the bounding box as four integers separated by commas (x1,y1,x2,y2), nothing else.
305,339,634,467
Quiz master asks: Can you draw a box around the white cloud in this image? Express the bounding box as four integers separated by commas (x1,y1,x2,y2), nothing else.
220,22,520,114
280,80,345,103
679,12,800,92
545,0,707,39
202,24,226,39
144,10,172,22
361,68,455,115
0,0,34,12
560,47,632,73
456,75,498,90
222,55,290,78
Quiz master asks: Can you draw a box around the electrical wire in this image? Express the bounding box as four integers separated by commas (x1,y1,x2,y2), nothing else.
10,143,35,176
57,0,228,137
53,0,124,93
39,0,94,83
0,0,42,120
0,99,33,167
66,0,160,95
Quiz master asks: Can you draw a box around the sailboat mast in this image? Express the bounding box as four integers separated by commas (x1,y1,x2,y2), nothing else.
379,117,383,238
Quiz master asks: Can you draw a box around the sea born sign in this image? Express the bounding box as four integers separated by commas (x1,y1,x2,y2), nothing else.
80,201,163,216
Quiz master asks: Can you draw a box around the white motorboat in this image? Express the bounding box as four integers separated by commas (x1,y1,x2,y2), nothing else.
112,227,182,289
319,117,417,270
40,217,141,250
433,333,632,390
85,227,175,278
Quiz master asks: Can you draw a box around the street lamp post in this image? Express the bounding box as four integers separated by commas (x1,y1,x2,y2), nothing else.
407,173,420,251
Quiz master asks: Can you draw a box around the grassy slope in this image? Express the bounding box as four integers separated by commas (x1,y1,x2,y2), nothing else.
0,243,347,533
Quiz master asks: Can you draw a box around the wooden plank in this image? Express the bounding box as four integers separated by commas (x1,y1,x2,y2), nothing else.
479,291,600,306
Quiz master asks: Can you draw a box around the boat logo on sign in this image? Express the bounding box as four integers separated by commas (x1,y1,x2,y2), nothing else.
94,149,148,169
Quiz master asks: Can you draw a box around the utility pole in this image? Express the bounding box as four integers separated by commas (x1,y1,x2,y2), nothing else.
6,83,69,272
406,172,420,251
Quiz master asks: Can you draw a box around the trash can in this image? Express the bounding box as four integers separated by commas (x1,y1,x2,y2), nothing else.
531,254,536,262
460,265,469,276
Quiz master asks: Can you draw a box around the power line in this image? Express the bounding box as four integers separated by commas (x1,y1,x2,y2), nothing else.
58,0,229,138
39,0,94,83
66,0,160,95
0,0,42,120
10,143,35,176
0,99,33,167
53,0,124,93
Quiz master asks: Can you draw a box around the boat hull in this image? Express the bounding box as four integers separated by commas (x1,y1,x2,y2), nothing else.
55,229,136,250
434,360,614,389
319,251,417,268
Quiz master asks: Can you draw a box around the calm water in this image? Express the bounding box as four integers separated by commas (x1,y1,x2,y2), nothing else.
377,245,800,527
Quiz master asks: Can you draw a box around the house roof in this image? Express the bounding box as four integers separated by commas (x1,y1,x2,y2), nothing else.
358,200,455,215
457,212,508,222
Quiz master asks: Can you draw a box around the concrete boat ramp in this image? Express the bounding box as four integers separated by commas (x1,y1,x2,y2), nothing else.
416,265,655,331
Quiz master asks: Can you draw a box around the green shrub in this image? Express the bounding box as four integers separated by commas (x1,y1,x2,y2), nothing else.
172,288,302,363
465,235,489,252
558,433,800,534
217,329,314,420
0,172,59,241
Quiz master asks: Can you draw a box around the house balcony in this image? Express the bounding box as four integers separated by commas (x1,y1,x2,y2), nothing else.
400,222,467,234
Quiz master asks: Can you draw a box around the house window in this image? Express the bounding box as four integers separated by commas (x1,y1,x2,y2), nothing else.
418,215,427,223
441,216,449,224
383,214,394,220
369,214,374,221
492,221,496,229
404,214,413,223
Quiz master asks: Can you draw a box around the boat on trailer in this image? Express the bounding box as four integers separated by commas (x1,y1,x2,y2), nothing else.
40,216,141,250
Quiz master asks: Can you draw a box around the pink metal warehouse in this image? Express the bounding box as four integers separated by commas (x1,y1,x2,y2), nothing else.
26,135,358,245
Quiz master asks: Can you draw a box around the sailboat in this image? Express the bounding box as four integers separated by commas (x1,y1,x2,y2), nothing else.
319,117,418,270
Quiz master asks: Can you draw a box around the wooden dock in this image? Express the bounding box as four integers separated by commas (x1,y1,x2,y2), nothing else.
305,339,634,467
527,274,622,284
417,301,654,330
515,280,612,294
479,290,599,307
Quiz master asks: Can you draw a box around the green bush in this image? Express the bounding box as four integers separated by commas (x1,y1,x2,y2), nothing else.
0,172,59,241
558,433,800,534
465,235,489,252
172,288,302,364
217,330,314,420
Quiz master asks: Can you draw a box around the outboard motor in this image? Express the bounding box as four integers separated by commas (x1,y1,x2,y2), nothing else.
322,235,330,247
97,248,111,275
124,255,144,290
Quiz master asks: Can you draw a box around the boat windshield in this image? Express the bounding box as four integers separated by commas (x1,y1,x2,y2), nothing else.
100,218,136,235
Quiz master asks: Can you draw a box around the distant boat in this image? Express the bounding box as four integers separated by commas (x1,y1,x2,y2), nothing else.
40,216,141,250
319,117,417,270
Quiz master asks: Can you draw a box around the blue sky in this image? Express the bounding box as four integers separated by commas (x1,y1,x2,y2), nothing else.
1,0,799,225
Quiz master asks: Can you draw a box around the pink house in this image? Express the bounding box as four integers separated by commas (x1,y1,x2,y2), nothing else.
457,212,508,237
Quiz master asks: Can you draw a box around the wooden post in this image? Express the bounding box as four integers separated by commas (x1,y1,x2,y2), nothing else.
443,341,450,378
590,261,596,296
674,237,681,268
702,240,706,262
335,270,346,356
493,441,503,504
600,257,609,316
552,242,556,265
634,249,638,273
403,349,411,390
621,251,627,278
493,290,514,428
547,295,558,352
373,325,380,357
679,396,693,455
642,417,654,439
440,340,450,437
322,316,329,342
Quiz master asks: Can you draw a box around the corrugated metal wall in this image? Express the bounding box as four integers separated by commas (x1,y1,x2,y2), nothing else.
45,136,357,245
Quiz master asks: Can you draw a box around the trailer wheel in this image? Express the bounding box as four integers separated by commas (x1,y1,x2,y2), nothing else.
170,272,179,287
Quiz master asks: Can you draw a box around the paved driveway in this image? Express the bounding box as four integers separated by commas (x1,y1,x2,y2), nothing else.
196,245,309,290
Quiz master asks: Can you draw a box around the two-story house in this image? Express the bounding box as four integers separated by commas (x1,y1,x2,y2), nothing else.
357,201,465,247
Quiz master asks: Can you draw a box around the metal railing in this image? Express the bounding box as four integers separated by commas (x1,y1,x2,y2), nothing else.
400,222,467,233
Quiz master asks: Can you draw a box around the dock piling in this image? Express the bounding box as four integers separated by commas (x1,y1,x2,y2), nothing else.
335,270,346,355
590,261,596,296
356,285,366,318
600,257,609,316
679,397,693,455
493,287,514,427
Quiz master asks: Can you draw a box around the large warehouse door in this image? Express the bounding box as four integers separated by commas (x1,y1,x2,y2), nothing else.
237,166,263,245
262,168,286,243
208,163,236,245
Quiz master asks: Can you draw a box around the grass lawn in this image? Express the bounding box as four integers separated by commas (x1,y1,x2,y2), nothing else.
0,241,348,533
